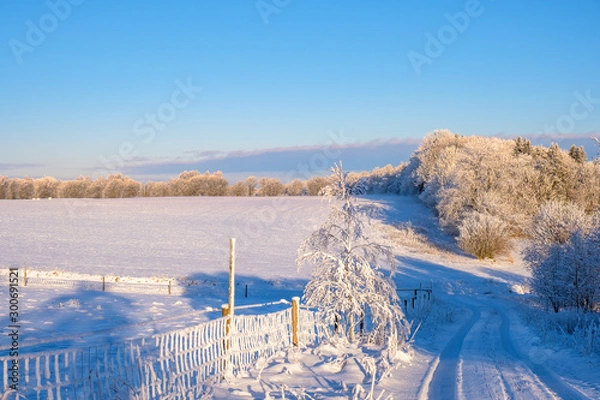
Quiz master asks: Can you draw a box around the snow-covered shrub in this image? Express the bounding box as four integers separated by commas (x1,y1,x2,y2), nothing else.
457,212,512,260
525,306,600,356
297,163,410,351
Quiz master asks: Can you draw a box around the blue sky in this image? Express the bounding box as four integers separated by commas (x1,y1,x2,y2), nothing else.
1,0,599,181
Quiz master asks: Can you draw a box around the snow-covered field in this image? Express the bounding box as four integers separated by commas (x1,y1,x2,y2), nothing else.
1,196,599,398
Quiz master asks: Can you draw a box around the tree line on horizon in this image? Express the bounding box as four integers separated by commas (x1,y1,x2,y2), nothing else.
0,161,406,200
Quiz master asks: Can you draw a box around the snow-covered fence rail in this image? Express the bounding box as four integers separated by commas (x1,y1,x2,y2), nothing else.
23,277,190,295
0,304,330,399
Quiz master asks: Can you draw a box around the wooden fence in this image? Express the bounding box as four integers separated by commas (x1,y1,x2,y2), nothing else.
0,304,330,399
22,277,186,296
397,283,433,314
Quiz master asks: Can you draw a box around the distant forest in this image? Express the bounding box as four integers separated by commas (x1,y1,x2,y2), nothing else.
1,133,598,203
0,164,405,199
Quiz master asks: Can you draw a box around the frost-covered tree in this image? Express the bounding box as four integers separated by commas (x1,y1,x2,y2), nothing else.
569,145,587,164
17,178,35,199
525,242,570,312
228,181,250,196
524,202,599,312
285,179,306,196
59,176,92,198
245,176,258,196
514,136,532,155
143,181,171,197
525,227,600,312
593,137,600,165
528,201,595,246
85,177,107,198
257,177,285,196
305,176,329,196
34,176,60,198
297,163,410,350
0,176,11,199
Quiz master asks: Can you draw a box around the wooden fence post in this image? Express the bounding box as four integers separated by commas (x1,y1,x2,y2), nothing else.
168,280,172,295
24,263,28,286
102,276,105,292
222,304,230,349
228,238,236,323
291,297,300,346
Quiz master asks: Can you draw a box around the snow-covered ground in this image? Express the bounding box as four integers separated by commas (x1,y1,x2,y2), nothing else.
1,196,599,398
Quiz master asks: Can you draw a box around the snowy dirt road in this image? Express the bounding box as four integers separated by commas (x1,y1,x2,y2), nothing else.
426,299,587,400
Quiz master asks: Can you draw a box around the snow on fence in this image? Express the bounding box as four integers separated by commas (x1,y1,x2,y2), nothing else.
397,283,433,314
23,277,189,296
0,304,330,399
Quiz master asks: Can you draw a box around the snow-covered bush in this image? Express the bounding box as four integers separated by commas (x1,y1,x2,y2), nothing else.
297,163,410,351
457,212,512,259
525,204,600,312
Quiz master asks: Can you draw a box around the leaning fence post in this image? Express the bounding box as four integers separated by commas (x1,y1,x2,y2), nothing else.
291,297,300,346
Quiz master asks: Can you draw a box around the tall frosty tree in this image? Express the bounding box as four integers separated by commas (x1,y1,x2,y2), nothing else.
297,164,410,351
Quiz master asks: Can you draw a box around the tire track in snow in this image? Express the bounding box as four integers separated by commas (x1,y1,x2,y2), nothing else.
427,304,481,400
427,299,589,400
497,309,588,400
